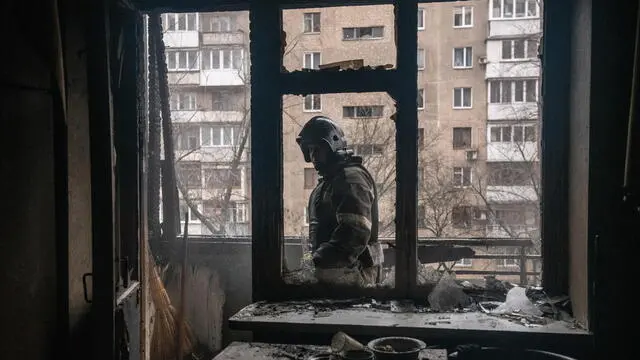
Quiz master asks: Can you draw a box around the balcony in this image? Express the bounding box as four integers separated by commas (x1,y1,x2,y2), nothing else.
485,224,536,238
488,18,541,38
486,185,538,203
202,32,245,46
200,69,246,86
172,110,246,123
163,30,199,48
487,141,538,162
485,61,540,79
168,72,200,86
487,102,538,120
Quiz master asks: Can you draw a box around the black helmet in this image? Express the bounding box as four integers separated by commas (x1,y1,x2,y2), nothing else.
296,116,348,162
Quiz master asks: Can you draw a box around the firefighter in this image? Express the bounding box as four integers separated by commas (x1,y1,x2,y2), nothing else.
296,115,383,286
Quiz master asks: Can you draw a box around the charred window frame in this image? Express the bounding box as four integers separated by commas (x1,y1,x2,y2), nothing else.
249,0,417,301
133,0,566,302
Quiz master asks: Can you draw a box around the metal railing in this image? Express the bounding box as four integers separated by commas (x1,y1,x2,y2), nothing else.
184,235,542,285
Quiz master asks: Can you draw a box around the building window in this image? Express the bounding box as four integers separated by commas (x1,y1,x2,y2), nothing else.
455,258,473,267
201,125,238,146
487,163,532,186
491,0,538,19
453,127,472,149
501,39,538,60
343,105,384,118
417,48,425,70
453,87,472,109
175,125,200,150
417,88,425,109
303,94,322,112
417,8,425,30
489,80,538,104
303,52,321,70
489,124,536,143
304,168,317,189
211,90,241,111
342,26,384,40
170,92,197,110
453,6,473,27
202,48,243,70
162,13,197,31
229,202,248,223
167,50,199,71
177,162,202,188
453,47,473,68
204,168,242,189
453,166,472,187
180,202,201,224
303,12,321,33
201,15,233,32
452,206,473,228
418,128,424,149
354,144,384,156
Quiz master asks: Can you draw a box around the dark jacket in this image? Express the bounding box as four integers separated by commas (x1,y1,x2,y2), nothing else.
308,156,382,269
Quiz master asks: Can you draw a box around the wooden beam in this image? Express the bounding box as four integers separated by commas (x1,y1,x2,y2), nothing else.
280,69,395,95
393,0,418,298
250,0,284,301
540,0,570,296
134,0,458,12
87,0,116,358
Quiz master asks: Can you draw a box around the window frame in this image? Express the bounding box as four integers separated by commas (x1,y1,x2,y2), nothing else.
247,0,565,305
453,6,473,28
166,50,200,71
417,48,425,70
303,12,321,33
417,8,425,30
453,87,473,109
162,13,199,31
452,46,473,69
303,51,321,70
342,26,385,41
490,0,540,20
202,47,244,71
302,94,322,112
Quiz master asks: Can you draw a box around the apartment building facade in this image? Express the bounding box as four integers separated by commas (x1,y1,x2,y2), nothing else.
162,0,543,276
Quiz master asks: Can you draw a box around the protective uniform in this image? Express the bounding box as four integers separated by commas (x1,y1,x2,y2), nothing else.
297,116,384,286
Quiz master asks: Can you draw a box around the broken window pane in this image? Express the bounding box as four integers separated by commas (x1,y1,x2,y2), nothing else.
283,5,396,72
282,92,395,287
160,10,251,240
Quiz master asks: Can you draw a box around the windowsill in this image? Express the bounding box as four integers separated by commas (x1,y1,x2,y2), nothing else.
453,66,473,70
303,109,322,113
229,300,591,342
453,25,474,29
303,32,321,35
453,107,473,110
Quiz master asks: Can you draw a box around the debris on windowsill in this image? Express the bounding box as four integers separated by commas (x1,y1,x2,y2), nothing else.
242,265,576,329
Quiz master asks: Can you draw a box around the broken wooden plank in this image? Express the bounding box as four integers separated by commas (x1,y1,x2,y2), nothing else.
318,59,364,71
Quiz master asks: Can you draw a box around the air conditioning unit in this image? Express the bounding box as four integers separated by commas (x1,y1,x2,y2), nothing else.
466,150,478,160
478,56,488,64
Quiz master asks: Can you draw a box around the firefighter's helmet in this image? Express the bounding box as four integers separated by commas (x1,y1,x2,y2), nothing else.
296,116,348,162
